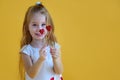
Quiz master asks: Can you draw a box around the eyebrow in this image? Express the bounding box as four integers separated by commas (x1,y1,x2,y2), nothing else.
31,22,38,23
31,22,46,24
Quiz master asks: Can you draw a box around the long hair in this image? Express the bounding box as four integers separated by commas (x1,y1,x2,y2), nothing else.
19,3,57,80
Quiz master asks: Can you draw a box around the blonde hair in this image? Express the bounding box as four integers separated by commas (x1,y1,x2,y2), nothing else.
19,3,57,80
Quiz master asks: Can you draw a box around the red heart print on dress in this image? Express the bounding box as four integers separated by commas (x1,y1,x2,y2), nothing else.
60,77,63,80
50,77,54,80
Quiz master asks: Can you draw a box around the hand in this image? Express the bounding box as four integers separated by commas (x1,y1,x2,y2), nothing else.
39,44,47,61
50,46,60,59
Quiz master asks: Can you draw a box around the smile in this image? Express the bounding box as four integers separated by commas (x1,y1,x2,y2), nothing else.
35,33,42,36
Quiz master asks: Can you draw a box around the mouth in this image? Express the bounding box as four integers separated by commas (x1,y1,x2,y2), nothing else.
35,33,42,36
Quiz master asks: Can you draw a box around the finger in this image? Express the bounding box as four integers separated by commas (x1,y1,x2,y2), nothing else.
40,45,47,54
50,50,56,54
41,45,47,51
52,54,60,58
50,48,56,52
41,51,46,57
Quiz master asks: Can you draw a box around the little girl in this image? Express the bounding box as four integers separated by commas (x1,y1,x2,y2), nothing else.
19,2,63,80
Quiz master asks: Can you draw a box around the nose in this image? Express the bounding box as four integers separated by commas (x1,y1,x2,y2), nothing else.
38,25,42,29
37,25,43,31
36,25,42,32
38,25,45,34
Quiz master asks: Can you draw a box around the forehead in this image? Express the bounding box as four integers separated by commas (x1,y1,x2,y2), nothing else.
30,12,46,23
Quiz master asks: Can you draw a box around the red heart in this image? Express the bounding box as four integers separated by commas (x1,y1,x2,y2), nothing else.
46,25,51,31
39,29,44,34
50,77,54,80
60,77,63,80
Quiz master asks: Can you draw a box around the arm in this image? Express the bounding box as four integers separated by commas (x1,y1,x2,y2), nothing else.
21,44,47,78
21,53,45,78
50,46,63,74
53,56,63,74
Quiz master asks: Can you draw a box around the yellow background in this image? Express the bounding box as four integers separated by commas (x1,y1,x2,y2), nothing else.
0,0,120,80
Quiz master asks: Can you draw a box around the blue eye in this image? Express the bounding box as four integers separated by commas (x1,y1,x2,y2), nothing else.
32,24,37,26
42,24,46,27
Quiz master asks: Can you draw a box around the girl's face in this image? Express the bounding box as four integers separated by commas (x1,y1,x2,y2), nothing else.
29,12,47,40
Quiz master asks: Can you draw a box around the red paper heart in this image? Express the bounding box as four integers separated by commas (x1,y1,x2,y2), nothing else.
50,77,54,80
46,25,51,31
39,29,44,34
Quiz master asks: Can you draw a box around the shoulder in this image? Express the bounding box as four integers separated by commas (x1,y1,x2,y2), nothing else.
20,44,32,56
55,42,61,49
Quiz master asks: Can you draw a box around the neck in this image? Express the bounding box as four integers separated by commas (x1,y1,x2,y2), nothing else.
30,39,46,48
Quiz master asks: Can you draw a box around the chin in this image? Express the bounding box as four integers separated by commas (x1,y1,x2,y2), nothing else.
37,36,45,40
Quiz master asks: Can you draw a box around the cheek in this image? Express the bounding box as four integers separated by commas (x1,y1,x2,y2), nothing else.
29,26,35,36
44,28,48,35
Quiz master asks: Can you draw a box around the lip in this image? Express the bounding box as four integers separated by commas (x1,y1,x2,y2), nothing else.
35,33,42,36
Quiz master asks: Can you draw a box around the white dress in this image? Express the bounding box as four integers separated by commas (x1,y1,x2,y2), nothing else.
20,43,62,80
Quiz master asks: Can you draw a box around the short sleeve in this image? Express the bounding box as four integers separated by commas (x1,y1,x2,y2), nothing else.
20,45,31,56
55,42,61,49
